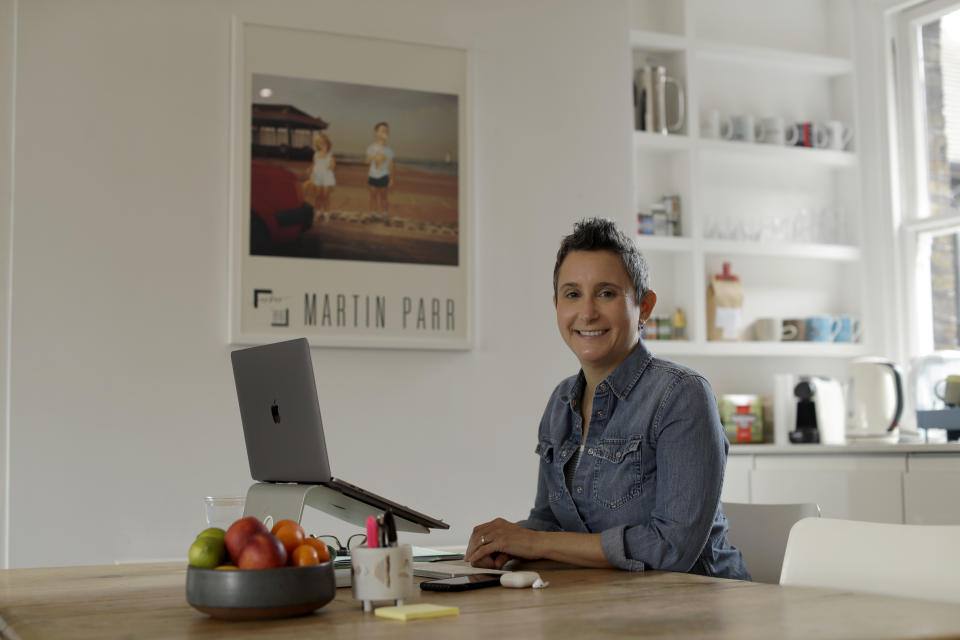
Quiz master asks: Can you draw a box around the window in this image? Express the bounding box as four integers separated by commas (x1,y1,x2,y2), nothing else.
893,0,960,353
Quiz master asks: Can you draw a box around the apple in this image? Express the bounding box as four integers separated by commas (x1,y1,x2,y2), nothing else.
225,516,268,563
237,532,288,570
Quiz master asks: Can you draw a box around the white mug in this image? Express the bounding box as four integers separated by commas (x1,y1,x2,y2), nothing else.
812,123,831,149
758,116,799,146
824,120,852,151
730,114,757,143
703,109,733,140
753,317,798,341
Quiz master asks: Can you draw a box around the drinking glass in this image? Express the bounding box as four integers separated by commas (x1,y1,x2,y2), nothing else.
793,208,813,243
202,496,245,529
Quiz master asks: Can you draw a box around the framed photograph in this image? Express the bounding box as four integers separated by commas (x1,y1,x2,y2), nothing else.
228,20,471,349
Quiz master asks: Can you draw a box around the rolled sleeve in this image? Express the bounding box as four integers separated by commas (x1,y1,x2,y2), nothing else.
601,525,646,571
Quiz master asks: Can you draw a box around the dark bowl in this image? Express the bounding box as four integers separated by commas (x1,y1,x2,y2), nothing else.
185,562,336,620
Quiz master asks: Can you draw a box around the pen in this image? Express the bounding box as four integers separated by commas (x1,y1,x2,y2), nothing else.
366,515,380,548
377,515,387,548
383,509,398,547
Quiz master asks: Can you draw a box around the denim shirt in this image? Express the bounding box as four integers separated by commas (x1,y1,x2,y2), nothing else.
518,340,750,580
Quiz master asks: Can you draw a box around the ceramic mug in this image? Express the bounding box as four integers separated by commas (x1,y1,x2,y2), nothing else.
792,122,829,148
754,317,799,341
703,109,733,140
758,116,799,145
824,120,853,151
805,315,842,342
782,318,806,341
834,315,861,342
935,375,960,407
730,114,757,143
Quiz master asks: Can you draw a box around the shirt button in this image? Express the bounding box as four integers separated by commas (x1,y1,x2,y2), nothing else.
588,448,595,455
616,451,622,458
597,411,604,418
599,384,607,391
561,450,568,458
576,487,583,494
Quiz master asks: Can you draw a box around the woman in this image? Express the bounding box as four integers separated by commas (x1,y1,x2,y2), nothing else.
466,218,749,579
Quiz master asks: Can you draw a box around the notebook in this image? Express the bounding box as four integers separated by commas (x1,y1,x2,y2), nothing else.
230,337,448,531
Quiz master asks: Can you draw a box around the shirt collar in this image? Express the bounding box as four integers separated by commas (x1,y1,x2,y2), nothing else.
557,339,654,405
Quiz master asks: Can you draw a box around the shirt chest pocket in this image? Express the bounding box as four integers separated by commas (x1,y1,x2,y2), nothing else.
587,436,643,510
535,441,565,503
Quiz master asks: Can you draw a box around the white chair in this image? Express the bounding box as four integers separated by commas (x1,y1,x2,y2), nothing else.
722,502,821,584
780,517,960,604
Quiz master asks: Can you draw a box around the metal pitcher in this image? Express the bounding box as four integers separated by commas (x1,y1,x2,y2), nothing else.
635,65,685,135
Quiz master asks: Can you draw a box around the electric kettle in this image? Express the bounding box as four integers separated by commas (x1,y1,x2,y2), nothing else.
845,357,904,443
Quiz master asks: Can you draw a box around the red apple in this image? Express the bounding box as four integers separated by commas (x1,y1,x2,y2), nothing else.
237,532,288,569
225,516,268,563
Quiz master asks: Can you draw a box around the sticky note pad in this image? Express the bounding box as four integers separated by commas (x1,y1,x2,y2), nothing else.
374,603,460,621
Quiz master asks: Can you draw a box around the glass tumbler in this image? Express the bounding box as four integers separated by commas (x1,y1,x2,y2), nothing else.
202,496,245,530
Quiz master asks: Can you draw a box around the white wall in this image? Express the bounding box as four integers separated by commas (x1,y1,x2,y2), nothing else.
1,0,634,567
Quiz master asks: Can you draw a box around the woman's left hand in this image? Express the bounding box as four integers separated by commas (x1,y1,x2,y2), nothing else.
466,518,542,568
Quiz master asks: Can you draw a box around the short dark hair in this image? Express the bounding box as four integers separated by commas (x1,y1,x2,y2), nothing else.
374,122,389,132
553,218,649,300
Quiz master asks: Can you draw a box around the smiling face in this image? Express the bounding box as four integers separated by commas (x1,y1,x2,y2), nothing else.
554,250,656,382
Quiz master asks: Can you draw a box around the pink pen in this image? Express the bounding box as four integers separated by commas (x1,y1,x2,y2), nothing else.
366,515,379,548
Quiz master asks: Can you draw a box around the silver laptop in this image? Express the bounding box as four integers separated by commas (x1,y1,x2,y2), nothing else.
230,337,448,531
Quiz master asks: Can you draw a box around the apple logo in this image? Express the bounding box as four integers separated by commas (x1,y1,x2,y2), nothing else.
270,400,281,424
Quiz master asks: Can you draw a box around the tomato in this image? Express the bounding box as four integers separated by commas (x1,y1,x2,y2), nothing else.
271,521,305,558
303,536,331,563
291,544,320,567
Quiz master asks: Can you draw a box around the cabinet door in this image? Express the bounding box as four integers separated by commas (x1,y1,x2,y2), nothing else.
722,455,753,503
750,455,905,523
904,455,960,524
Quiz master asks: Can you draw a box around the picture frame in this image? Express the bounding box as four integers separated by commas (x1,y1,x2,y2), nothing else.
228,19,472,349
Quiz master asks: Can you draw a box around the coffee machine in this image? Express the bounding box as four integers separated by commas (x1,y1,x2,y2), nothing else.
780,375,846,444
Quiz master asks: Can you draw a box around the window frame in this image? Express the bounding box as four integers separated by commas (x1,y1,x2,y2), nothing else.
891,0,960,356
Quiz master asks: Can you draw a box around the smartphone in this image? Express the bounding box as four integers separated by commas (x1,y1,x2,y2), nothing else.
419,573,502,592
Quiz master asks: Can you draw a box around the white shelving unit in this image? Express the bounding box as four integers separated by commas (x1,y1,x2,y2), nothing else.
629,0,866,361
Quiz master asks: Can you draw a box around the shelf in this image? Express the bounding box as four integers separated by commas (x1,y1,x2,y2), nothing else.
702,239,861,262
646,340,868,358
628,0,865,366
630,30,688,52
634,130,692,152
695,40,853,77
636,236,694,253
698,138,857,168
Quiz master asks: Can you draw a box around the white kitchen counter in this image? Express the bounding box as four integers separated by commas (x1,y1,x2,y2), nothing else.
729,442,960,455
723,440,960,525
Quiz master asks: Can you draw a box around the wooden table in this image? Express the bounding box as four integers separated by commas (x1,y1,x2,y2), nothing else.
2,562,960,639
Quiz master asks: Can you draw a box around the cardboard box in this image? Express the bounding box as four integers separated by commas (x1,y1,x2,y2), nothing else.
719,394,764,444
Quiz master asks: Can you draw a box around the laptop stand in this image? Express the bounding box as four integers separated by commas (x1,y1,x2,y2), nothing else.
242,482,431,534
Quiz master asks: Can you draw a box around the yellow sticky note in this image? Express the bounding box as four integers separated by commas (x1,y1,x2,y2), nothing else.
374,603,460,621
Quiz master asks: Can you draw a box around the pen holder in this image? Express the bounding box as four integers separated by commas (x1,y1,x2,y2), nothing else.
351,544,414,612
